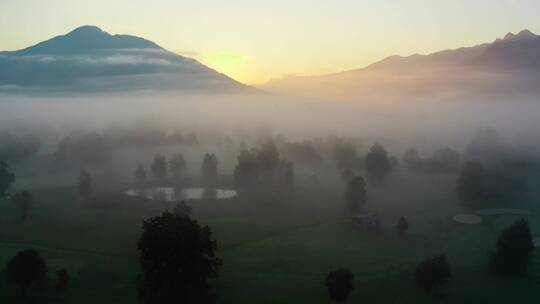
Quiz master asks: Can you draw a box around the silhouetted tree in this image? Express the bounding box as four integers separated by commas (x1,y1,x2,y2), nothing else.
201,153,218,186
456,161,485,206
234,145,295,195
0,132,40,163
365,143,391,184
428,147,461,173
6,249,47,299
341,168,354,183
137,210,222,304
54,268,69,295
79,170,92,198
325,268,354,303
256,140,280,171
403,149,422,171
11,191,33,221
332,138,358,170
396,216,409,237
173,201,192,217
416,255,451,294
234,149,260,189
490,219,533,277
151,154,167,182
346,176,367,214
0,160,15,197
135,164,147,189
466,127,501,163
169,154,187,181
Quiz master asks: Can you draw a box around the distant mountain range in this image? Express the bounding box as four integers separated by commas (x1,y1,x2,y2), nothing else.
262,30,540,100
0,26,253,94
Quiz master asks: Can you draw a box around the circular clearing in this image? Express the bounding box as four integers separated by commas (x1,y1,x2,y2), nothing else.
476,208,532,216
453,214,483,225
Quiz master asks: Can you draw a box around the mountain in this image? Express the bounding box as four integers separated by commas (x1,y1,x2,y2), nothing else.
262,29,540,100
0,26,253,93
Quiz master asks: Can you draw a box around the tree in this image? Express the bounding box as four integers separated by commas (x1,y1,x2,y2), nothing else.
456,161,485,206
490,219,533,277
55,268,69,295
341,168,354,183
169,154,187,180
345,176,367,214
173,201,192,217
332,138,358,170
0,160,15,197
135,164,147,189
6,249,47,299
396,216,409,237
233,149,260,189
137,210,222,304
79,170,92,198
151,154,167,182
256,140,280,171
365,143,391,184
403,149,422,171
325,268,354,303
416,255,451,294
11,191,33,221
428,147,461,173
201,153,218,186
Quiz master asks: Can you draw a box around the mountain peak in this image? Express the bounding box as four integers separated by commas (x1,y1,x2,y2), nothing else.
11,25,161,55
500,29,538,43
67,25,106,35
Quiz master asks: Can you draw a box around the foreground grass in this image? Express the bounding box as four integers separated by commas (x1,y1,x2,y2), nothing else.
0,173,539,303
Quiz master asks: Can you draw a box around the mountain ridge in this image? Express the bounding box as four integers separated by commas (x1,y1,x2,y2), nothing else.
262,29,540,99
0,26,253,94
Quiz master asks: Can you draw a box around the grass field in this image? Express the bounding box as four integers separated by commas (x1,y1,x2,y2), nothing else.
1,172,539,303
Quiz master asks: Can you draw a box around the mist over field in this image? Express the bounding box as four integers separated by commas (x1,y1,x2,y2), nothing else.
3,4,540,303
2,92,540,153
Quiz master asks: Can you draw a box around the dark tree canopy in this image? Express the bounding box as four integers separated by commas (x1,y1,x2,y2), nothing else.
365,143,391,183
416,255,451,294
428,147,461,173
233,142,294,194
0,160,15,197
332,138,358,170
403,149,422,171
456,161,485,206
396,216,409,237
11,190,33,221
135,163,147,188
256,140,280,171
6,249,47,298
325,268,354,303
490,219,533,277
151,154,167,181
456,160,526,207
345,176,367,214
169,154,187,179
0,132,40,163
234,149,260,189
201,153,218,186
137,210,222,304
54,132,109,166
79,170,92,198
279,140,322,169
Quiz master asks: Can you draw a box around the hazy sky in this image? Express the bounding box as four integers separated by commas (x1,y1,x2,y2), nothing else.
1,0,540,84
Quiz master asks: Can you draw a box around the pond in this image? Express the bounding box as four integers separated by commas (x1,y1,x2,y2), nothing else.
453,214,483,225
124,187,237,201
